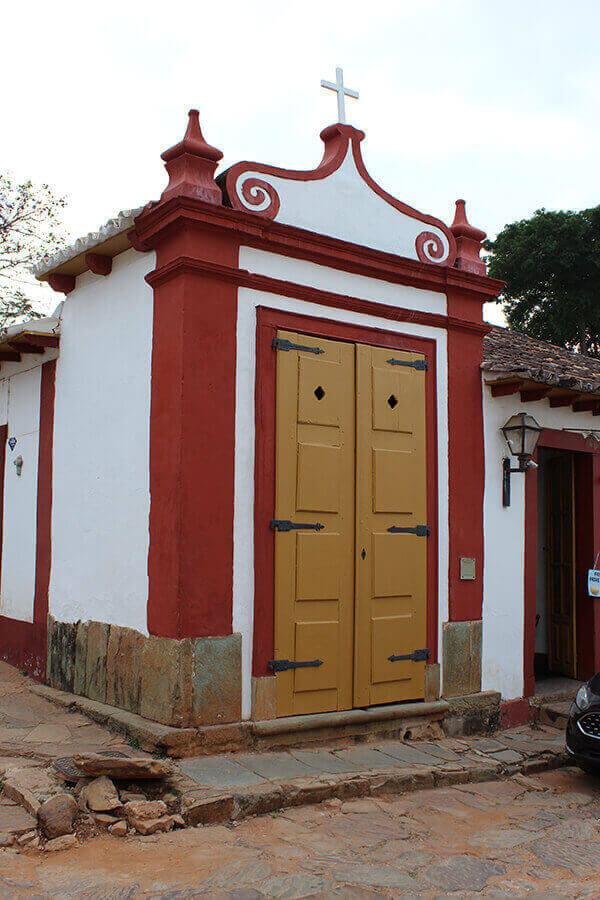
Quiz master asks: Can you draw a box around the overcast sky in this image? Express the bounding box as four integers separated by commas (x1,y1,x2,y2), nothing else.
4,0,598,323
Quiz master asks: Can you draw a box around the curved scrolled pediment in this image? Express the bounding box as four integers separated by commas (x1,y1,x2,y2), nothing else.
221,124,456,267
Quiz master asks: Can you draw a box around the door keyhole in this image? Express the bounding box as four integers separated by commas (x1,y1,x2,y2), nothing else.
361,548,366,560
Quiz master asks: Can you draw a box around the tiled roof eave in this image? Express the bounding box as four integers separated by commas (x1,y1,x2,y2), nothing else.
32,206,147,280
482,363,600,396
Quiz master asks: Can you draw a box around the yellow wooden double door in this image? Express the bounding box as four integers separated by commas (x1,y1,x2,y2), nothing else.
273,330,429,717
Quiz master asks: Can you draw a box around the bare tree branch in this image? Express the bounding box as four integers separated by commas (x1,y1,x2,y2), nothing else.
0,173,67,330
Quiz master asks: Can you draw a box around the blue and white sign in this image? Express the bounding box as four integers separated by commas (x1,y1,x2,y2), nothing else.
588,569,600,597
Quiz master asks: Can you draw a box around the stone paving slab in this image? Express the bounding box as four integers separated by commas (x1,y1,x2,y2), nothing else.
329,747,407,771
0,801,37,835
489,748,524,763
179,756,268,788
376,740,443,767
288,748,362,773
417,740,462,761
233,752,316,780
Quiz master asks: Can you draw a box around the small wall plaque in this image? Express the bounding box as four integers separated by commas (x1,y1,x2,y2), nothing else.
460,557,476,580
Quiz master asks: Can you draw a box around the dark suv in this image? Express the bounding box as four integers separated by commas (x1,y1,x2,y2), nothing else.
566,674,600,772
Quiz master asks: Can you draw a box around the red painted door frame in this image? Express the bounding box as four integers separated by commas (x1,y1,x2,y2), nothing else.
523,428,600,697
253,306,439,689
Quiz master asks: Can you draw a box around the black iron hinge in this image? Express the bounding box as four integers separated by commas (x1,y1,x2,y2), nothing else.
387,524,430,536
386,357,428,371
271,519,325,532
388,648,430,663
272,338,324,354
268,658,323,673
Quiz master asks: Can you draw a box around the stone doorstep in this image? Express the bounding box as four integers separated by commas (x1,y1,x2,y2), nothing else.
29,679,511,761
29,682,451,758
176,747,569,827
253,701,448,736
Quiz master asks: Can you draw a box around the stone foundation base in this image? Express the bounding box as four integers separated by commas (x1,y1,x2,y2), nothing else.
442,620,482,698
46,616,241,728
443,690,501,736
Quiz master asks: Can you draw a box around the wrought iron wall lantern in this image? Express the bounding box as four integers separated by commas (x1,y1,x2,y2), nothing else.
501,413,542,507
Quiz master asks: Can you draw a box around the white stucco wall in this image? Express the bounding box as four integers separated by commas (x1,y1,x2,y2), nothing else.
482,385,600,699
49,249,155,632
0,367,42,622
234,246,450,718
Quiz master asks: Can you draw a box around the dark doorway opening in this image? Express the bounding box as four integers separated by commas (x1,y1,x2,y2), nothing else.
525,430,599,698
535,447,577,682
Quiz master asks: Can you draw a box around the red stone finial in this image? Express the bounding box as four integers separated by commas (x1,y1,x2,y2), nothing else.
160,110,223,205
450,199,487,276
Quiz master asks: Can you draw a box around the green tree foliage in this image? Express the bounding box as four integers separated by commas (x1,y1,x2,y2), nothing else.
0,173,66,331
485,206,600,356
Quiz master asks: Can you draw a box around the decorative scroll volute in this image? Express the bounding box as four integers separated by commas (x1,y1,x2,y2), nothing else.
235,175,281,219
415,231,446,264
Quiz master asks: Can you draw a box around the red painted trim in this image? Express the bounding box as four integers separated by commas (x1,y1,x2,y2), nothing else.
447,290,486,622
134,197,502,304
9,342,43,356
33,361,56,632
573,399,599,413
160,110,223,206
85,253,112,276
520,387,550,403
523,452,538,698
538,429,598,453
253,307,439,680
450,200,487,276
0,617,46,680
575,453,596,679
222,124,457,267
549,396,574,408
489,380,523,397
147,256,491,337
0,362,55,681
17,335,59,349
147,230,239,639
501,698,534,728
127,229,146,252
523,428,600,696
47,273,75,294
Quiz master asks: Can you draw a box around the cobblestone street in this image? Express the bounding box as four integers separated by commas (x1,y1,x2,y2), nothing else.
2,765,600,897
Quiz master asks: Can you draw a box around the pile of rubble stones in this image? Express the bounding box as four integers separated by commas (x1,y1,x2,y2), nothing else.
1,753,190,852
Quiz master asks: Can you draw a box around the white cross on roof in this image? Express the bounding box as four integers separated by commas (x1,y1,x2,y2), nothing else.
320,67,359,125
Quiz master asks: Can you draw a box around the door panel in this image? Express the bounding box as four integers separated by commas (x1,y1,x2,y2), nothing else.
546,454,576,678
273,330,355,716
296,443,342,512
354,345,428,707
273,331,429,716
373,448,418,514
296,534,341,600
